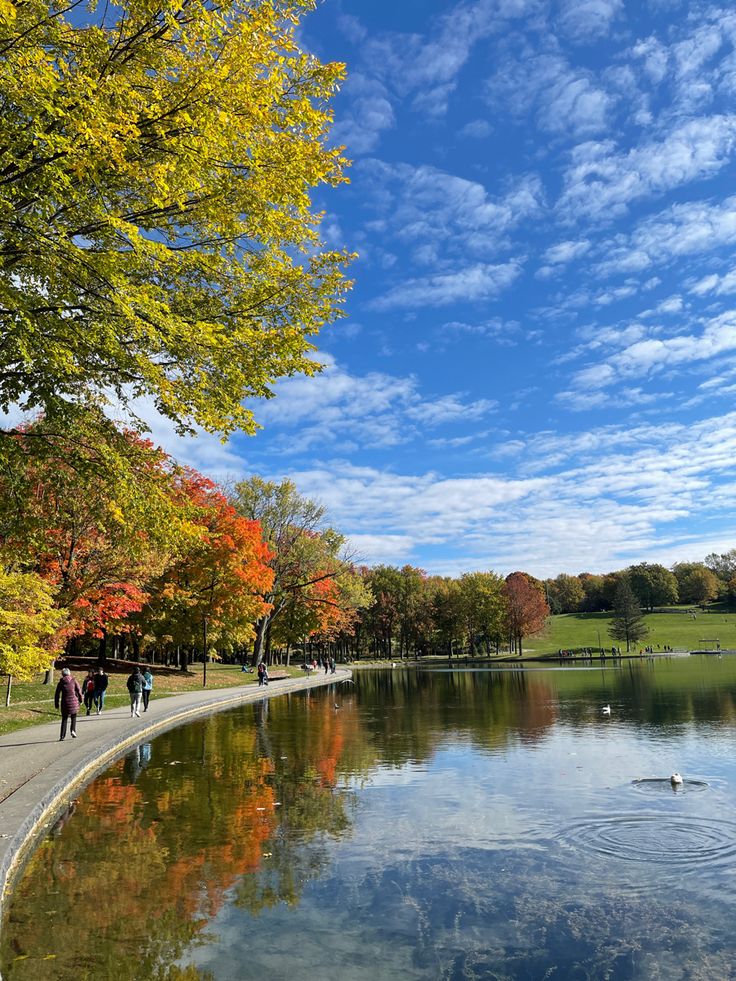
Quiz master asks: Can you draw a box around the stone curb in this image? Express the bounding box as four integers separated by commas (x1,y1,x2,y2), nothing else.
0,669,351,923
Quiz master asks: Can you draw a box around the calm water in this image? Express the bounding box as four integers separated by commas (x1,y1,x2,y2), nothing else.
3,657,736,980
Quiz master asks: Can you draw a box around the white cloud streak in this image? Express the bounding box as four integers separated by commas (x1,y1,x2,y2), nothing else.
559,115,736,220
276,412,736,578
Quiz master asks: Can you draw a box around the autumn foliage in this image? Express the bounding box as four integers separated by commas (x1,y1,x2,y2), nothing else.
503,572,550,657
0,413,371,680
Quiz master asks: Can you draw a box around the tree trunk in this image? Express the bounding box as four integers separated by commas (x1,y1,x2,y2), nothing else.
202,618,208,687
253,617,269,666
97,628,107,667
5,674,12,707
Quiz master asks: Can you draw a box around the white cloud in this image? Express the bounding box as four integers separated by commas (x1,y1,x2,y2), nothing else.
543,239,591,265
250,357,499,450
689,267,736,297
371,260,523,310
272,411,736,577
336,12,367,44
406,395,498,426
487,52,612,137
332,74,395,154
594,194,736,278
557,0,624,43
459,119,493,138
559,115,736,220
361,161,543,260
364,0,544,117
561,311,736,395
631,35,670,85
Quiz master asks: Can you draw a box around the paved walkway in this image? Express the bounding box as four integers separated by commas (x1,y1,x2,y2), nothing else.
0,669,351,915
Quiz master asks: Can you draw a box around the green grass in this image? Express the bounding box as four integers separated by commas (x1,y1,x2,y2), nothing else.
0,662,302,737
526,607,736,656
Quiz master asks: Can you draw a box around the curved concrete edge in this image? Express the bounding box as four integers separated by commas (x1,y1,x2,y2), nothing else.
0,669,352,922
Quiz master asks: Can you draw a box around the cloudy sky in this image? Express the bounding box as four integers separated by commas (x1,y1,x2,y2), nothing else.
163,0,736,578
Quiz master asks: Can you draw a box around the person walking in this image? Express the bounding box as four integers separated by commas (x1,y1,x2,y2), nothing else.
54,668,83,741
82,668,96,715
126,666,145,717
93,668,109,714
141,667,154,712
324,658,329,675
330,656,336,674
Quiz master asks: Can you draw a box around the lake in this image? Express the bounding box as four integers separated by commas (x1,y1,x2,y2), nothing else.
2,656,736,980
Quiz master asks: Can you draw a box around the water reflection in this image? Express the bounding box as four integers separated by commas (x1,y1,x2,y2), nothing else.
3,659,736,979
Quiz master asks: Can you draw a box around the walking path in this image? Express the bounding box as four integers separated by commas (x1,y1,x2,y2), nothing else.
0,668,351,916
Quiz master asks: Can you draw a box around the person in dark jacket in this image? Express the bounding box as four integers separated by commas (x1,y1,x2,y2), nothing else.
93,668,109,714
127,667,145,717
54,668,83,741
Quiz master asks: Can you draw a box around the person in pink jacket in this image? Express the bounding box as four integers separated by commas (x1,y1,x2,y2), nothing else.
54,668,83,741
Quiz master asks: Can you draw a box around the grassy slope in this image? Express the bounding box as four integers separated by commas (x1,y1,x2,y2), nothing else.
0,662,301,737
526,607,736,655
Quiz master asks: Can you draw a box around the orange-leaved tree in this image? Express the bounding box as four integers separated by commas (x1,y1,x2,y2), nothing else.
137,470,273,676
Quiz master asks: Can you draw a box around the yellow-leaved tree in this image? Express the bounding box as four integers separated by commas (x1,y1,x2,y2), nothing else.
0,570,66,705
0,0,352,435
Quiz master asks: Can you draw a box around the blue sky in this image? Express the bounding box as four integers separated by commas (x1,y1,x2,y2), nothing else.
150,0,736,578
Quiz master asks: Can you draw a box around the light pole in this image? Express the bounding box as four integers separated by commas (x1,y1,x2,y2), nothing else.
202,615,208,688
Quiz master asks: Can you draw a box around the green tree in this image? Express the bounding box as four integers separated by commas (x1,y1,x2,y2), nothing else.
364,565,403,659
704,549,736,583
609,580,648,652
0,0,352,436
231,477,345,665
672,563,720,606
430,577,464,656
545,573,585,614
395,565,431,657
577,572,620,612
626,563,678,612
457,571,506,654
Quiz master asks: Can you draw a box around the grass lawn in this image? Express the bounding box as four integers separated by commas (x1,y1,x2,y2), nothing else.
0,662,302,738
525,607,736,656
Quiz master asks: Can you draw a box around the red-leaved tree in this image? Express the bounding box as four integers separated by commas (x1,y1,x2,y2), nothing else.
503,572,550,657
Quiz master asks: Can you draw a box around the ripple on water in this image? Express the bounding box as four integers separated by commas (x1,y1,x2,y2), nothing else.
558,813,736,877
631,777,709,796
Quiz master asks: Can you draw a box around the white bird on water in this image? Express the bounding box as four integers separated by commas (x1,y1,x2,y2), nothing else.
602,705,611,715
671,772,683,785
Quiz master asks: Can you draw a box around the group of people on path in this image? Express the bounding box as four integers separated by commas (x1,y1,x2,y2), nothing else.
54,664,154,741
81,668,109,715
301,656,336,676
126,666,154,716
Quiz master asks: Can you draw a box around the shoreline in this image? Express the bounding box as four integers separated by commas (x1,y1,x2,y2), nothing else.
0,669,351,923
